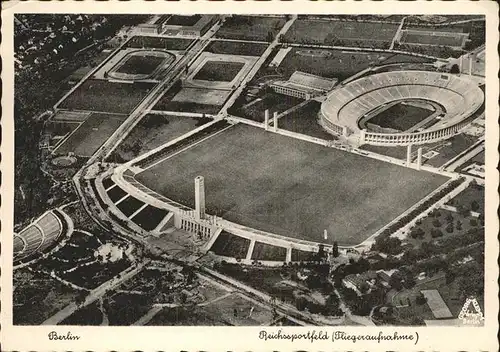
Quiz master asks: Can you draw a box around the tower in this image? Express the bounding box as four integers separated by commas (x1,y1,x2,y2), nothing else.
194,176,206,220
416,147,423,170
273,111,278,132
264,109,270,131
406,144,412,167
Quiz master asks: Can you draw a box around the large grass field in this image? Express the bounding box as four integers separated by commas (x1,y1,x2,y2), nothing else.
125,36,194,50
217,16,286,42
54,113,129,157
136,124,447,245
165,15,201,26
193,61,245,82
109,114,209,162
59,79,155,114
115,55,167,75
401,31,465,47
204,40,269,57
278,48,396,81
283,19,399,49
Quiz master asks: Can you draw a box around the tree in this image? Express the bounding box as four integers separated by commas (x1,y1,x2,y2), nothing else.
445,213,454,223
432,219,442,228
469,218,478,227
332,241,339,258
470,200,480,212
445,223,454,233
416,292,427,305
456,220,463,231
430,228,443,238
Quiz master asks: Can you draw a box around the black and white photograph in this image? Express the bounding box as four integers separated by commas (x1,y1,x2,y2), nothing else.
1,1,498,351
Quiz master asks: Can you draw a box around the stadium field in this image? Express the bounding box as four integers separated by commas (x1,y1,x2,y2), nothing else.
210,231,250,259
204,40,269,57
283,19,399,49
278,48,395,81
109,114,210,162
59,79,155,114
367,101,434,132
193,61,245,82
125,36,194,50
115,55,167,75
216,16,286,42
54,113,129,157
136,124,447,245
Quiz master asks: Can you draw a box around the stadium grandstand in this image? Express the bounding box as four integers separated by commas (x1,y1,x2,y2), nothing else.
271,71,338,99
320,70,483,146
14,210,65,262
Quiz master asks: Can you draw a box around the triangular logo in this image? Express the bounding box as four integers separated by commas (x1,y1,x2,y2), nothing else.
458,297,484,325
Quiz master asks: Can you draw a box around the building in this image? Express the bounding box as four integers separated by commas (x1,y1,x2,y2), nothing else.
271,71,338,99
134,15,169,34
342,271,378,296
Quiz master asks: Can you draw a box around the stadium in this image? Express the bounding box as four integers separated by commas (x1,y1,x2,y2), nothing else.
320,70,484,146
14,210,68,263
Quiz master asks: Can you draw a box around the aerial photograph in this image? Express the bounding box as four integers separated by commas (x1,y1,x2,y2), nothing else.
13,14,486,327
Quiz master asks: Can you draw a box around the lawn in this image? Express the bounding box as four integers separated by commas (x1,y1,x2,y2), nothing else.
232,93,302,122
109,114,209,162
54,112,129,157
126,36,194,50
401,31,465,47
204,40,269,57
283,19,399,49
165,15,201,26
217,16,286,42
193,61,245,82
136,124,447,245
59,79,155,114
278,48,394,81
367,102,434,132
115,55,167,75
115,195,145,217
278,101,336,140
251,241,287,261
209,231,251,259
131,205,169,231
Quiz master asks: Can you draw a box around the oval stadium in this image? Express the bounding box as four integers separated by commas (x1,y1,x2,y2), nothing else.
320,70,484,146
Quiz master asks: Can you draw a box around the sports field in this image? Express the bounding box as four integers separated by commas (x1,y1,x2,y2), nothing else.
109,114,210,162
54,113,129,157
193,61,245,82
217,16,286,42
401,31,465,47
204,40,269,57
165,15,201,26
115,55,167,75
136,124,447,245
283,19,399,49
59,79,155,114
126,36,194,50
367,102,434,132
278,48,394,81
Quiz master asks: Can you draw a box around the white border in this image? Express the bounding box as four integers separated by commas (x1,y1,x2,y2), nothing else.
1,1,498,351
